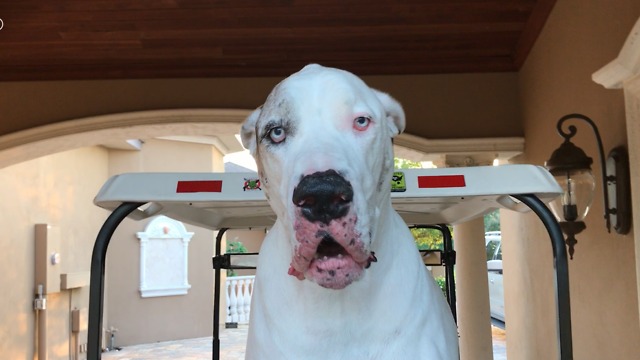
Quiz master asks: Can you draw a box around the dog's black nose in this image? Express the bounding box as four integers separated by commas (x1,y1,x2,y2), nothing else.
292,170,353,224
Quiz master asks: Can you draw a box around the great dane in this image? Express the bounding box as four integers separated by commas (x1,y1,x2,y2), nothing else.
240,64,459,359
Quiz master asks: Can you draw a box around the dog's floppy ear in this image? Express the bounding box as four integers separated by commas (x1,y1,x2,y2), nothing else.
373,89,406,137
240,107,262,155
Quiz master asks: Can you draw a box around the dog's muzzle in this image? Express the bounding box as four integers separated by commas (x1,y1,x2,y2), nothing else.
289,170,376,289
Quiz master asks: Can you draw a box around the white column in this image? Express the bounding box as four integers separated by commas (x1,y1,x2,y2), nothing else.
625,82,640,324
454,217,493,360
592,16,640,322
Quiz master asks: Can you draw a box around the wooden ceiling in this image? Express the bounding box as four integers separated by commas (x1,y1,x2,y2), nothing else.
0,0,556,81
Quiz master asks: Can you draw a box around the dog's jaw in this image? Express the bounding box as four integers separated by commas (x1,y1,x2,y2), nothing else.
289,208,374,289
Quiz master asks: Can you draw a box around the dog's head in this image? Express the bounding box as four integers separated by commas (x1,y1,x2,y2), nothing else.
240,64,405,289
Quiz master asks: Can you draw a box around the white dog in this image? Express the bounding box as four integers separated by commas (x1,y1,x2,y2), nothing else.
240,64,458,359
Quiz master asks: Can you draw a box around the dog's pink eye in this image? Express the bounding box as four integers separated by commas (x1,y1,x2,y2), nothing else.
353,116,371,131
269,126,286,143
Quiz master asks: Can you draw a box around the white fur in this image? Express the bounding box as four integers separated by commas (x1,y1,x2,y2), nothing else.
240,64,459,359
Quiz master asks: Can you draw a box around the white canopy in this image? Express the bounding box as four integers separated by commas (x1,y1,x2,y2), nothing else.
94,164,561,230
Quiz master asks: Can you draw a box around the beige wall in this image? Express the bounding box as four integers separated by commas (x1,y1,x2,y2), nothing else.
0,147,110,360
505,0,640,359
0,137,228,359
104,139,223,346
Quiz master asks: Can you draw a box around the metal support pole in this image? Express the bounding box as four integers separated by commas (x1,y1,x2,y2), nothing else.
411,224,457,322
212,228,229,360
513,194,573,360
88,202,143,360
86,194,571,359
439,224,457,323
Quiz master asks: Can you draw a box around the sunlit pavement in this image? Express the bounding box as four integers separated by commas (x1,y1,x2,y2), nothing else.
103,324,508,360
492,325,507,360
102,326,248,360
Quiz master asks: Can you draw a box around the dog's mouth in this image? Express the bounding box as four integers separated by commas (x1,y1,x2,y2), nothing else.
312,235,377,267
308,235,375,290
308,236,378,289
315,235,348,258
289,215,377,290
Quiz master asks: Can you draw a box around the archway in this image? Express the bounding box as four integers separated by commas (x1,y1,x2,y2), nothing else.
0,109,251,169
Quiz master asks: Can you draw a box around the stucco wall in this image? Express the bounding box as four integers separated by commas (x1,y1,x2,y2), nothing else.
0,138,227,357
0,146,110,360
104,138,224,346
0,135,230,357
505,0,640,359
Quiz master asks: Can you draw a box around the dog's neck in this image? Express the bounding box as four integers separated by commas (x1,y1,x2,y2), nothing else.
255,206,431,336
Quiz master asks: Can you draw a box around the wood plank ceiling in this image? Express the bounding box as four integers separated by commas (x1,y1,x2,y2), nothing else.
0,0,556,81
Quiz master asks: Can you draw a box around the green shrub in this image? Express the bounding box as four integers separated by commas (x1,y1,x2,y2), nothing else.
434,276,447,297
226,241,248,277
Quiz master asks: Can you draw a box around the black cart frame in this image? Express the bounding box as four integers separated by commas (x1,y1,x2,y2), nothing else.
87,193,572,360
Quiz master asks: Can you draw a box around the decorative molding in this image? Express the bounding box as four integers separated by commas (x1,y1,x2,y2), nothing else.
395,133,524,166
592,17,640,89
136,215,194,298
157,135,239,154
396,133,524,154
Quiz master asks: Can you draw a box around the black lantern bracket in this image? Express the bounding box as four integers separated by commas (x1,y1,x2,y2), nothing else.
546,113,631,258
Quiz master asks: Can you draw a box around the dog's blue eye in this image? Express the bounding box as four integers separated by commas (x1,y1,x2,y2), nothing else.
353,116,371,131
268,126,286,143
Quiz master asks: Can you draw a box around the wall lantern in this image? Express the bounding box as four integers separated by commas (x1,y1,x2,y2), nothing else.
544,113,631,259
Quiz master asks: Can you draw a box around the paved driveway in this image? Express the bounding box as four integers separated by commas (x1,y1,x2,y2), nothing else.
103,325,507,359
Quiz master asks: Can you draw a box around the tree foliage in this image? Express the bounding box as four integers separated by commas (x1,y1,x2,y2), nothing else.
394,158,447,250
393,157,502,249
226,241,248,276
484,210,500,232
411,227,446,250
394,157,422,169
226,241,248,254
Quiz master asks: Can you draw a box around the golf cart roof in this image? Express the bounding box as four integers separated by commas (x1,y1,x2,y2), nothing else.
94,164,561,230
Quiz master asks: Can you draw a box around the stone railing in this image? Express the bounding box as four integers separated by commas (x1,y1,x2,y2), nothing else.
225,275,255,324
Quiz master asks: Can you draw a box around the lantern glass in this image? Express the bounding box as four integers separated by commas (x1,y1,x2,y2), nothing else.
549,169,596,222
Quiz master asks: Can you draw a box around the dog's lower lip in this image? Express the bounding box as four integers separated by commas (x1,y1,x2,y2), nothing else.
365,251,377,268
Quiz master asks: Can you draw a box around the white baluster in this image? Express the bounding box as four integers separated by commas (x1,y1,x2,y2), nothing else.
237,279,246,323
243,278,253,323
223,276,255,325
229,279,238,323
225,279,232,323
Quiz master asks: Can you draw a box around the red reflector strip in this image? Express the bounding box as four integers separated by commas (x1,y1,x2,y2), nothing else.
418,175,466,188
176,180,223,193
